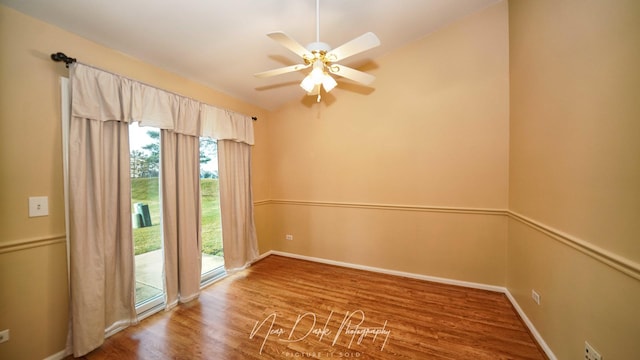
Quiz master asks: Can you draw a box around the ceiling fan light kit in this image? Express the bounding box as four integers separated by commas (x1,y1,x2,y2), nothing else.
299,53,337,94
255,0,380,102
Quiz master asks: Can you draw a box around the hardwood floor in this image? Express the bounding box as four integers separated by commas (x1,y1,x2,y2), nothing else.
72,255,547,359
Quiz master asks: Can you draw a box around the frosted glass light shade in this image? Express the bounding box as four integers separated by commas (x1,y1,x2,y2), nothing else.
300,74,316,92
310,66,324,83
322,74,337,92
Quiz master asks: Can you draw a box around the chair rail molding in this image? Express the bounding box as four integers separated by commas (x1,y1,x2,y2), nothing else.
255,199,640,281
0,234,66,254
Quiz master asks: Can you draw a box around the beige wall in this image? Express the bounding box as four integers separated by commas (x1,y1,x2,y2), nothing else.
0,5,268,359
508,0,640,359
263,2,510,285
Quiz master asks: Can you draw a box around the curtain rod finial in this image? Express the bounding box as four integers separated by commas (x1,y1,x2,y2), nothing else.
51,52,76,68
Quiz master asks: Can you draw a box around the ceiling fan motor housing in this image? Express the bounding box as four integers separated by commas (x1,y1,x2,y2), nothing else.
306,42,331,53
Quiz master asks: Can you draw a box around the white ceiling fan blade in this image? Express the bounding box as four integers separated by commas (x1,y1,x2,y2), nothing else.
267,31,313,59
326,32,381,62
328,64,376,85
254,64,310,78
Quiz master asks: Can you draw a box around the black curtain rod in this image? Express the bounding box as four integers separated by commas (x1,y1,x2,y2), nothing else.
51,52,76,67
50,51,258,121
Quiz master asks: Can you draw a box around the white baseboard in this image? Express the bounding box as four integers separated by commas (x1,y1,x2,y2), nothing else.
262,250,557,360
43,348,71,360
504,291,557,360
266,250,505,292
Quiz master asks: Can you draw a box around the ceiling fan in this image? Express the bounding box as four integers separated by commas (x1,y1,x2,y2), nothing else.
254,0,381,101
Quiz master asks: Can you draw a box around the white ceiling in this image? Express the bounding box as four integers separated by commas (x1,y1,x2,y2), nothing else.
1,0,499,111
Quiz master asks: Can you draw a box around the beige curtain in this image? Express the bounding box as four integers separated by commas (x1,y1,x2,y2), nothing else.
218,140,259,270
66,63,257,355
68,64,137,356
161,130,202,309
68,118,136,356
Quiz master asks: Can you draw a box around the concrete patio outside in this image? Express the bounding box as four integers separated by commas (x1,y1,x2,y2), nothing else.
135,249,224,304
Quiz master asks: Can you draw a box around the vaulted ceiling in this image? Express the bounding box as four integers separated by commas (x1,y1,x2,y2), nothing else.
1,0,499,110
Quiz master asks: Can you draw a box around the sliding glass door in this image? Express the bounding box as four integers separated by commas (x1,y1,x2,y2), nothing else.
129,128,224,312
130,123,164,311
200,138,225,283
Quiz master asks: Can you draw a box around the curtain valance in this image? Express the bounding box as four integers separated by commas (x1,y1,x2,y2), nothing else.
70,63,254,145
201,105,255,145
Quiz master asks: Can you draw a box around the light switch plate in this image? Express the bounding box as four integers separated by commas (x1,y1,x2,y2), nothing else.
0,329,9,344
29,196,49,217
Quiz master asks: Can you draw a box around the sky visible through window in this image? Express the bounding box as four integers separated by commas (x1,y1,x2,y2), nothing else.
129,123,218,174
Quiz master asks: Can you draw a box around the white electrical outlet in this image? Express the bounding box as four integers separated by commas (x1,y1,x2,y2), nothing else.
531,289,541,305
0,329,9,344
285,234,293,241
28,196,49,217
585,341,602,360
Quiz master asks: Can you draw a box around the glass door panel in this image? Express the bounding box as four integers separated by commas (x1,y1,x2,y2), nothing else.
130,123,164,309
200,138,225,282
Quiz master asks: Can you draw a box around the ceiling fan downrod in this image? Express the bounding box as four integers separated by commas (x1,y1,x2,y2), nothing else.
317,0,321,43
306,0,330,57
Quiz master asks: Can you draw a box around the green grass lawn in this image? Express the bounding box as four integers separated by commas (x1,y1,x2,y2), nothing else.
131,177,223,256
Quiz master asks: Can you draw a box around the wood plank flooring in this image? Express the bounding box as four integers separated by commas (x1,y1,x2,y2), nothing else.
72,255,547,359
